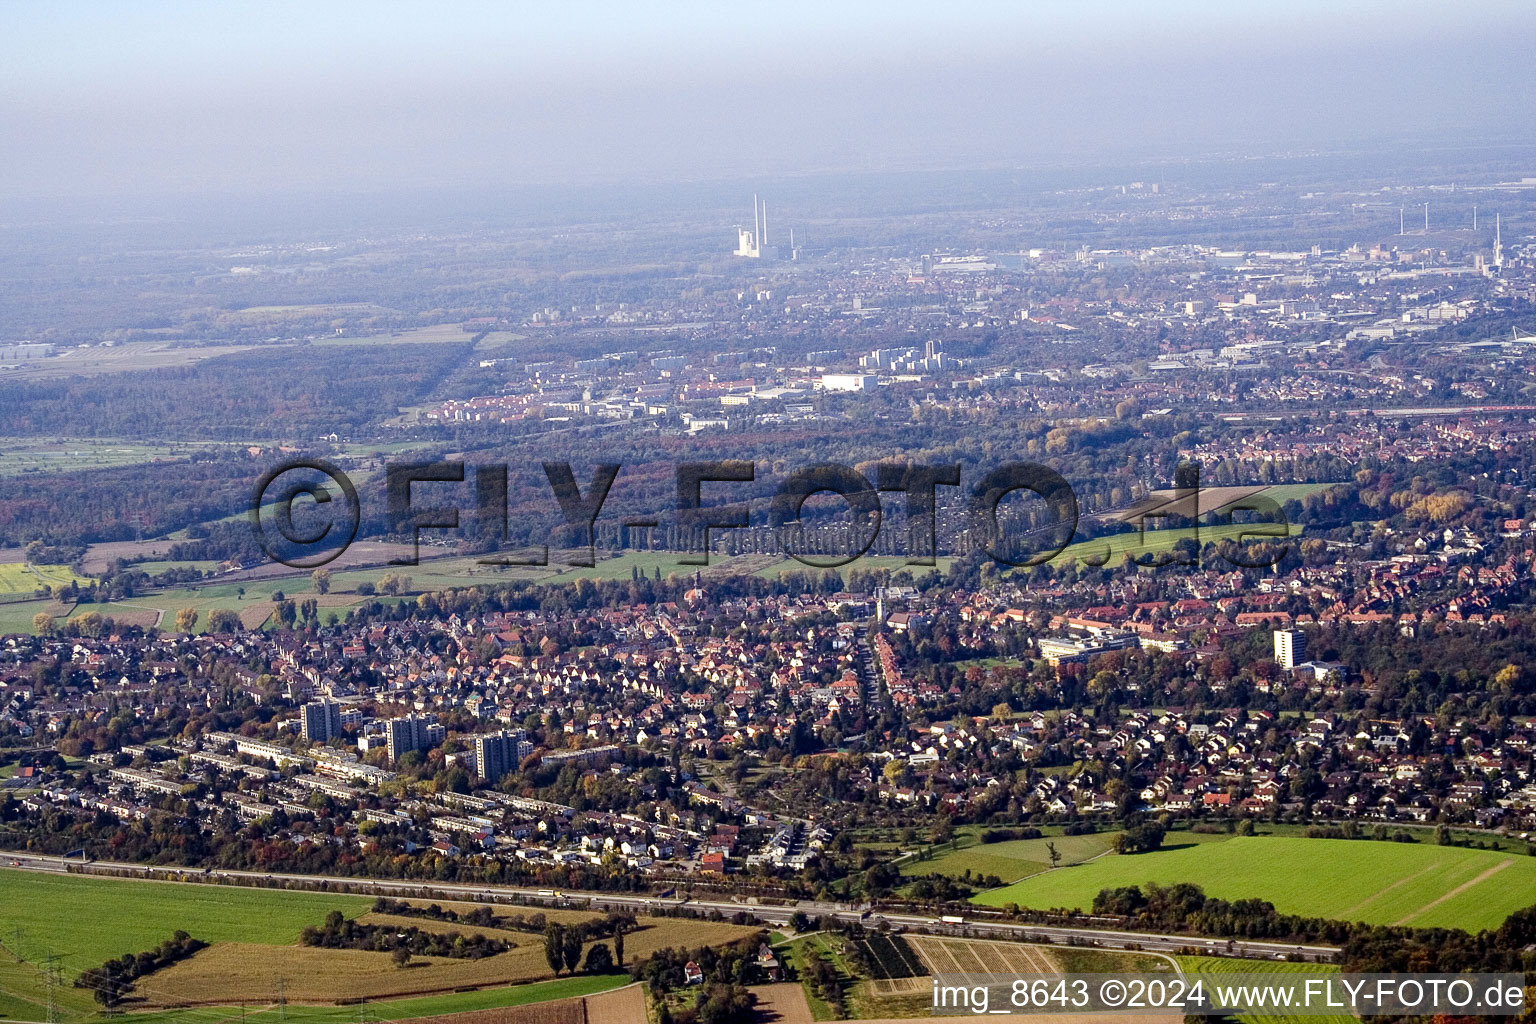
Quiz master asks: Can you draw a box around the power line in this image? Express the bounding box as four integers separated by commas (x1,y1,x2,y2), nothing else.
41,953,60,1024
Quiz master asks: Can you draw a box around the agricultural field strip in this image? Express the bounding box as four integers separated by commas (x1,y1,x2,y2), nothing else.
1393,858,1512,926
1332,861,1441,920
1178,956,1349,1024
908,936,1059,979
855,934,926,980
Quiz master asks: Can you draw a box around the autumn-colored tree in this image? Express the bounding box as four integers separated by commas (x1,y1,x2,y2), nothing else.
207,608,241,633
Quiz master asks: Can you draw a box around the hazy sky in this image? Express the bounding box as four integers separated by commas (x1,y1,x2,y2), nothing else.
3,1,1534,199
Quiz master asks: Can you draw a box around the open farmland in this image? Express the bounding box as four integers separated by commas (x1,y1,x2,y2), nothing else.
0,872,751,1019
142,940,564,1006
0,343,268,381
0,870,372,967
121,976,626,1024
142,907,754,1006
0,438,203,477
0,597,72,637
1177,956,1351,1024
0,561,90,597
1040,521,1299,570
854,934,925,980
906,935,1057,976
804,934,1172,1021
900,831,1116,883
0,869,369,1021
971,836,1536,930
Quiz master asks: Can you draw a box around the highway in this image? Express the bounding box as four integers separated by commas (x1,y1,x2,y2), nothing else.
0,851,1339,963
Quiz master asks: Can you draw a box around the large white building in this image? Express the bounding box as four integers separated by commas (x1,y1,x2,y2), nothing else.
819,373,877,393
1273,628,1306,669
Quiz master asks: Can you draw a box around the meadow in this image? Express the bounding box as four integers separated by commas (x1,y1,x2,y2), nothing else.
970,835,1536,931
0,561,90,598
0,439,203,478
1039,521,1299,571
899,830,1116,883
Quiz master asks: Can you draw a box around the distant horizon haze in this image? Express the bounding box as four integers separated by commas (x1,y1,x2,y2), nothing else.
3,1,1535,202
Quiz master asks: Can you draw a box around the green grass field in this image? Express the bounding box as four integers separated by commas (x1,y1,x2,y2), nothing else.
1177,956,1351,1024
0,562,89,597
0,870,372,967
1041,521,1298,570
1249,482,1343,504
0,439,196,478
971,835,1536,931
901,831,1116,883
0,598,64,636
0,870,372,1022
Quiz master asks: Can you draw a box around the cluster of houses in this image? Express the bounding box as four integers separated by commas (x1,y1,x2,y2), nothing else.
6,493,1536,871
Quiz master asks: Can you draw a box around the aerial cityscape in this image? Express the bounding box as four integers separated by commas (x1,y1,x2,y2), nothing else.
1,3,1535,1023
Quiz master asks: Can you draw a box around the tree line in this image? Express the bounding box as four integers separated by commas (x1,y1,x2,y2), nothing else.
300,909,509,960
75,930,206,1008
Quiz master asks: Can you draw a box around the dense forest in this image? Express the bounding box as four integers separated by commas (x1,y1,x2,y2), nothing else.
0,342,468,439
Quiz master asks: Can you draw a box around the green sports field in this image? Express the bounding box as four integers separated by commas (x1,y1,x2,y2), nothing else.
970,836,1536,931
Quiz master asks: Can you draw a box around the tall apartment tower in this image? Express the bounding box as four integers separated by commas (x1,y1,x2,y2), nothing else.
1273,628,1306,670
473,731,513,783
301,699,342,742
385,713,444,764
